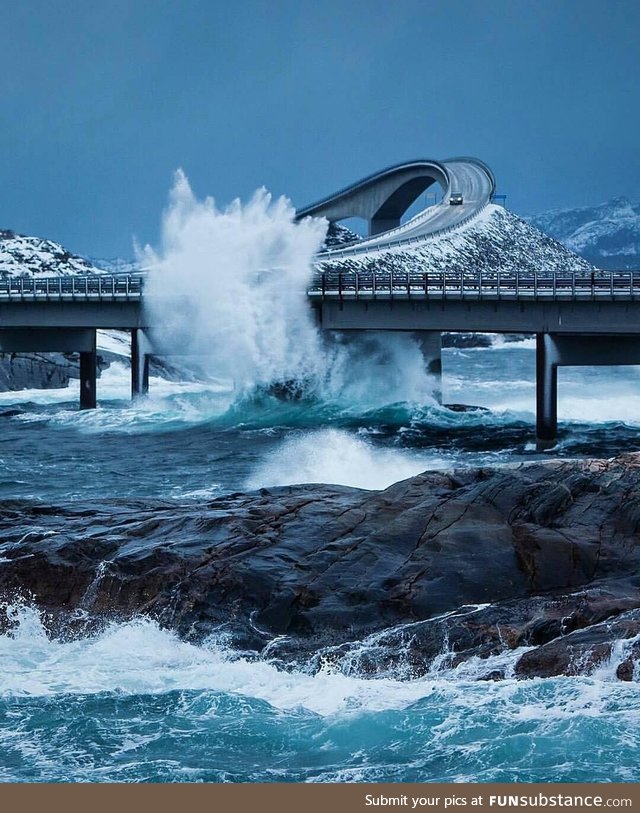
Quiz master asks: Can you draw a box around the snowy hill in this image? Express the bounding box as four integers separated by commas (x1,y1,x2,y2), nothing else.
322,222,361,249
526,197,640,270
0,229,105,278
319,205,594,276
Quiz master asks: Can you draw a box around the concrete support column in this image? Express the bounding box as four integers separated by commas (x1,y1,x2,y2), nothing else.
131,328,150,399
79,332,97,409
415,331,442,403
536,333,557,444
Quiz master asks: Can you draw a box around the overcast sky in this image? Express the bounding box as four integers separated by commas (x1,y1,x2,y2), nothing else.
1,0,638,257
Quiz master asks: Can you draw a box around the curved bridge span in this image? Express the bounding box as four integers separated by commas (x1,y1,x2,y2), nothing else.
296,157,496,247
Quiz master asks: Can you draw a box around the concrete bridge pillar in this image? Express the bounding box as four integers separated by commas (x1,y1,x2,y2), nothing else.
131,329,150,399
536,333,558,444
415,331,442,403
536,332,640,444
79,331,97,410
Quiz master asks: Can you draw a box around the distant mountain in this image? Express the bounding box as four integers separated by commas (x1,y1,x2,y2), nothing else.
87,256,141,275
0,229,104,278
526,197,640,270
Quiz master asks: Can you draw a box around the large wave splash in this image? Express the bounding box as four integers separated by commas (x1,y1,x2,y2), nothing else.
142,171,328,394
142,172,439,409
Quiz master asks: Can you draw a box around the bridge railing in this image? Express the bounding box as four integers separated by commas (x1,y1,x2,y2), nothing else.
308,270,640,300
0,275,144,300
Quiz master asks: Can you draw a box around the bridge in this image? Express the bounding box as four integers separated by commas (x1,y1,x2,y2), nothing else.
296,157,495,241
2,157,640,443
2,269,640,442
0,275,148,408
308,270,640,441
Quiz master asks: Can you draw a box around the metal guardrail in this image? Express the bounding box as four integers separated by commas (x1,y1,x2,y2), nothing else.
6,270,639,308
0,275,144,301
308,270,640,301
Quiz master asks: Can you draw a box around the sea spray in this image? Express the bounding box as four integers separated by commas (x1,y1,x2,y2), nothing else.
244,428,438,490
142,171,328,393
141,171,441,407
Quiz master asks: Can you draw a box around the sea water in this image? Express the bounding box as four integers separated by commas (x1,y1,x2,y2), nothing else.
1,345,639,783
0,175,639,782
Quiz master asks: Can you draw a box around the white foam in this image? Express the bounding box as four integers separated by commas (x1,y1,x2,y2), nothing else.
1,604,638,722
245,428,440,491
0,604,453,715
142,173,328,394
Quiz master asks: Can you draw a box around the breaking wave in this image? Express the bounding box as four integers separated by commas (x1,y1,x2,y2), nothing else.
140,172,442,408
0,603,638,782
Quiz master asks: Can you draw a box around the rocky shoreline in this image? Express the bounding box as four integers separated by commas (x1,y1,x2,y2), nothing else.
1,454,639,681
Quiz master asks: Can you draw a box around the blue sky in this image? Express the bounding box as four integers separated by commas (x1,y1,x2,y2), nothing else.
1,0,638,257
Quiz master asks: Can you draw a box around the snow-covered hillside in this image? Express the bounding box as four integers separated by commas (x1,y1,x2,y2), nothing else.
0,229,106,278
322,222,361,249
526,197,640,270
319,205,594,276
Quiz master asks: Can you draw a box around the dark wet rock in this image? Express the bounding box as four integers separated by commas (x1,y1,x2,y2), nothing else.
444,404,490,414
442,333,494,349
0,352,111,392
478,670,505,681
514,609,640,678
1,454,640,679
0,348,201,392
615,640,640,681
442,333,532,349
0,408,23,418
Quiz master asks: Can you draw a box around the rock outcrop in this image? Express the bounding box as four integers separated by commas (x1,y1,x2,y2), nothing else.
1,454,639,680
0,352,112,392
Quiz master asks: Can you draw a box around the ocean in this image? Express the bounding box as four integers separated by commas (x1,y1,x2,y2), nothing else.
1,341,639,783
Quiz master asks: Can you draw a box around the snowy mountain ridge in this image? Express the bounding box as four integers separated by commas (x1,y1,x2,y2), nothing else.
526,197,640,270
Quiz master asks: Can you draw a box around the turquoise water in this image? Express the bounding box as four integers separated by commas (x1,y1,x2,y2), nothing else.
1,343,640,782
1,609,638,783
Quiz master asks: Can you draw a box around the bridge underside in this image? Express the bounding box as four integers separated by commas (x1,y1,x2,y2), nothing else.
0,300,145,330
313,299,640,443
0,325,150,409
535,333,640,442
315,299,640,334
